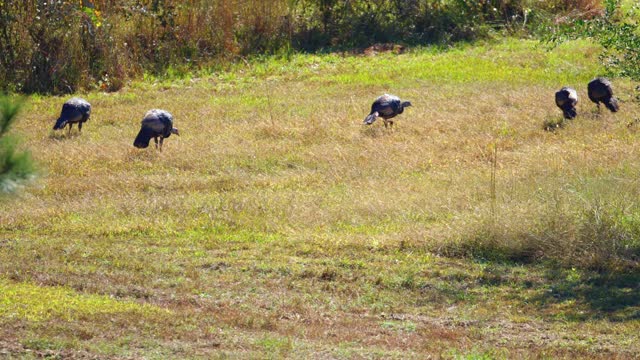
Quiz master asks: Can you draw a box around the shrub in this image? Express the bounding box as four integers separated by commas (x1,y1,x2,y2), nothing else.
545,0,640,80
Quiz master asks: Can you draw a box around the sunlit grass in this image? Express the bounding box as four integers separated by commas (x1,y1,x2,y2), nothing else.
1,38,640,358
0,279,169,322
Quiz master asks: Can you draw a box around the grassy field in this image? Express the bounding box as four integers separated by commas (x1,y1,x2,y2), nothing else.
1,38,640,358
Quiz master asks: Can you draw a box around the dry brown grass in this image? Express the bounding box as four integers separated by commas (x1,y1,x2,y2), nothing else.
1,39,640,358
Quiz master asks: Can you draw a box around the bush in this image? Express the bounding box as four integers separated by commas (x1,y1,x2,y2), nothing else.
545,0,640,80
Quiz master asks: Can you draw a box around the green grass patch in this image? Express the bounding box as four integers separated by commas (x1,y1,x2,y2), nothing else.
0,279,169,322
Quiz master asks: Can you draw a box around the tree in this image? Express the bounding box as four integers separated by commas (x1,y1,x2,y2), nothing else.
0,96,35,193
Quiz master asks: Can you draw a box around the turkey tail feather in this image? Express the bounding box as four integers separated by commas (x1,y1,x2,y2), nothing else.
133,127,153,148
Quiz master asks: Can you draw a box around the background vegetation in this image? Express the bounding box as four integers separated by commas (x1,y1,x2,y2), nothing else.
0,97,35,194
548,0,640,79
0,0,606,94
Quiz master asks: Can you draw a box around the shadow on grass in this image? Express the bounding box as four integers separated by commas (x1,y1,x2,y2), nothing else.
532,268,640,322
360,125,386,138
48,131,82,140
464,258,640,322
438,220,640,322
465,254,640,322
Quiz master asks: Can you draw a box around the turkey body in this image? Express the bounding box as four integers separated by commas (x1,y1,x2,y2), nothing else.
133,109,179,151
588,77,619,112
364,94,412,129
555,87,578,119
53,98,91,134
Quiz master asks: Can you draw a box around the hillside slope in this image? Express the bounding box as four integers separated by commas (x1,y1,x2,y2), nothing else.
1,39,639,358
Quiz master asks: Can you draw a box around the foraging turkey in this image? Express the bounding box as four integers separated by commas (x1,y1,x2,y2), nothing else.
133,109,179,151
588,77,619,113
363,94,412,128
53,97,91,134
555,87,578,119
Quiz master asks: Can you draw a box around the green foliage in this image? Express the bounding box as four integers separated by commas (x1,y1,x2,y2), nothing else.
292,0,531,48
0,0,595,94
0,96,20,137
0,96,35,193
545,0,640,79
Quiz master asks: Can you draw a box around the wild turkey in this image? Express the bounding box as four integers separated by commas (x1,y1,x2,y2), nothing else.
363,94,412,129
588,77,619,113
555,87,578,119
53,97,91,134
133,109,179,151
